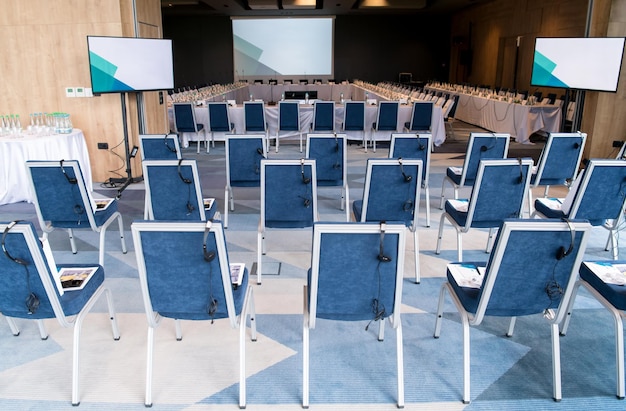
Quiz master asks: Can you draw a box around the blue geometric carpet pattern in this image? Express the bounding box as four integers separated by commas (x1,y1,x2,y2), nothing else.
1,134,625,411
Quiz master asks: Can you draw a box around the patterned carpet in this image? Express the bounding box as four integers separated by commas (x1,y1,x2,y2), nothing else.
0,125,624,411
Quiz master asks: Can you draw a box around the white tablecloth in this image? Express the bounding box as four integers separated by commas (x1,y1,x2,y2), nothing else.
170,102,446,147
425,87,561,143
0,129,92,205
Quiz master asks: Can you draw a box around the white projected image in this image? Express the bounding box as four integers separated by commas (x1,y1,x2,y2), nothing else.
232,18,333,77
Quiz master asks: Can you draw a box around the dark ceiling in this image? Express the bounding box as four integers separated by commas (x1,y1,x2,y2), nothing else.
161,0,492,17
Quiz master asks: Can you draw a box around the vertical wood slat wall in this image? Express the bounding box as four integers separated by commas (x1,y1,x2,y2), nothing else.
0,0,165,183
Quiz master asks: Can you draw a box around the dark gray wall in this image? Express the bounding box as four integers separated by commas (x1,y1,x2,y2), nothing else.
163,14,451,89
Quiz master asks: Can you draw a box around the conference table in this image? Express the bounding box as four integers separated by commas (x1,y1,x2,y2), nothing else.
0,129,92,205
425,86,561,143
170,101,446,148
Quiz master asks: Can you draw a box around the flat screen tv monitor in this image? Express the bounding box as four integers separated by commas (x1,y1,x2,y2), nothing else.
87,36,174,94
231,17,334,78
531,37,625,92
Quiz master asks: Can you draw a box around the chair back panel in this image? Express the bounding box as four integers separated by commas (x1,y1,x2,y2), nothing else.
0,222,55,318
313,101,335,131
262,162,316,227
408,102,433,131
226,136,265,186
389,133,431,185
461,134,509,184
306,135,344,184
375,101,399,131
534,133,586,186
477,220,590,318
570,160,626,223
343,101,365,131
143,160,204,221
278,101,300,131
173,103,197,132
361,159,422,226
468,159,532,227
140,134,180,160
27,161,94,227
244,102,266,132
133,222,245,322
208,102,232,132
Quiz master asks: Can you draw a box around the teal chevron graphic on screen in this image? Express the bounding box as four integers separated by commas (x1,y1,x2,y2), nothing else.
531,51,569,88
89,51,133,92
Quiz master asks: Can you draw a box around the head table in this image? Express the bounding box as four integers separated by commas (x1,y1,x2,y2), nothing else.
0,129,92,205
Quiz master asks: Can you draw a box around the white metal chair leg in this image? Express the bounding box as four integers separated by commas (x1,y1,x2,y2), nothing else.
257,228,264,284
424,184,431,227
68,228,77,254
6,317,20,336
506,317,516,337
303,285,310,408
175,319,182,341
37,319,48,340
462,313,471,404
413,228,420,284
435,213,446,255
396,322,405,409
145,326,155,407
551,323,562,402
456,231,463,262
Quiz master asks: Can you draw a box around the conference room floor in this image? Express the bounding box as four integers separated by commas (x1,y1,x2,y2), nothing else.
1,122,625,410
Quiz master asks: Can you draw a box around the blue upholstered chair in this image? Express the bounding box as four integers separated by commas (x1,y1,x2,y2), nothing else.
442,95,459,140
352,158,422,283
311,101,336,133
131,220,256,408
303,222,407,408
533,159,626,259
439,133,510,209
0,220,120,406
26,160,127,266
560,260,626,399
305,133,349,221
207,102,235,153
258,159,318,284
404,101,433,132
436,158,533,262
139,133,181,161
342,100,366,148
243,101,268,143
142,159,216,221
434,219,592,404
371,100,400,152
527,132,586,214
224,134,267,229
173,103,206,154
389,133,433,227
276,100,302,152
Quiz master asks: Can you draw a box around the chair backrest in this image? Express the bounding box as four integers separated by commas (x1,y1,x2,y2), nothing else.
469,219,591,325
278,101,301,131
307,222,406,328
566,159,626,224
305,133,347,186
243,101,267,132
358,158,423,228
407,101,433,131
142,159,206,221
374,101,400,131
312,101,336,131
533,132,586,187
207,102,233,132
26,160,100,230
458,133,510,185
343,101,365,131
260,159,318,229
447,94,460,118
140,134,181,160
389,133,431,187
463,158,533,229
131,220,244,326
173,103,200,132
0,221,65,320
225,135,267,187
547,93,557,105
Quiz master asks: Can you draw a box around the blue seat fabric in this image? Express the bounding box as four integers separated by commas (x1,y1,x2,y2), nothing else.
264,164,315,228
580,261,626,311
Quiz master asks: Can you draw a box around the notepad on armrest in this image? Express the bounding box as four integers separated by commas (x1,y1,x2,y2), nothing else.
448,199,469,212
583,261,626,286
449,166,462,175
447,263,485,289
230,263,245,289
58,266,99,291
536,197,563,211
94,199,114,210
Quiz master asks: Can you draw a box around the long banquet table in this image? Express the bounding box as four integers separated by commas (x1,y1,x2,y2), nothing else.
170,102,446,148
0,129,92,205
425,86,561,143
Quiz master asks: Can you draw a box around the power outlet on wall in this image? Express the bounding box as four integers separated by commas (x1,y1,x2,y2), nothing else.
97,142,109,150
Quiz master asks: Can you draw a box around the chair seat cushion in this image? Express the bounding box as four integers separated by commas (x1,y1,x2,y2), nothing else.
580,262,626,311
58,264,106,316
447,263,483,314
445,167,464,185
534,198,603,225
